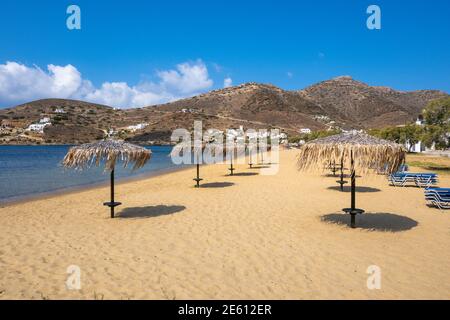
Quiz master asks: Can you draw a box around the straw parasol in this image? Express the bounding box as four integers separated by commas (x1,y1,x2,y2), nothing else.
63,139,151,218
170,137,219,187
297,131,406,228
170,141,207,188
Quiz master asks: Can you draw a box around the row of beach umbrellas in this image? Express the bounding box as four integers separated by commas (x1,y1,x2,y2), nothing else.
62,139,267,218
62,131,406,226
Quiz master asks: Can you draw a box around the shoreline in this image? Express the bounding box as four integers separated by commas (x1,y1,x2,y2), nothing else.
0,143,174,147
0,164,192,208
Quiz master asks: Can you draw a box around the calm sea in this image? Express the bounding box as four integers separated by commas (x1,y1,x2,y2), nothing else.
0,145,182,202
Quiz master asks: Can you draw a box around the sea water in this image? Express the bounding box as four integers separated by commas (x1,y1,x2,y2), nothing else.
0,145,181,202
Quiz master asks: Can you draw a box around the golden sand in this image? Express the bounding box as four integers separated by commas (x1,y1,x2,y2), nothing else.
0,149,449,299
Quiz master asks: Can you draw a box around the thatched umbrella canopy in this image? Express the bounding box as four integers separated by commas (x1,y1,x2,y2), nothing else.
63,139,151,171
297,131,406,228
63,140,151,218
297,132,405,174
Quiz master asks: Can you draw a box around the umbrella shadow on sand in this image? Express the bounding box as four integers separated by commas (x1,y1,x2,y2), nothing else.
249,165,271,169
227,172,259,177
200,182,235,188
327,186,381,193
118,205,186,219
321,212,418,232
323,174,362,178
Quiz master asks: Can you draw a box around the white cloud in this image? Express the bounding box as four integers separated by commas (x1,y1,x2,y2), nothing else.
157,60,213,95
318,52,325,58
224,77,233,88
0,60,214,108
0,61,87,104
287,72,293,79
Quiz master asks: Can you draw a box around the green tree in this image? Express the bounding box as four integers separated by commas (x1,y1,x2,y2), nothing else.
421,125,449,150
369,125,424,152
421,97,450,150
423,97,450,126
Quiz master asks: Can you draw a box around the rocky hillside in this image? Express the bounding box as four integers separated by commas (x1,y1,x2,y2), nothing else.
152,83,324,131
0,77,447,144
152,77,447,130
299,76,448,128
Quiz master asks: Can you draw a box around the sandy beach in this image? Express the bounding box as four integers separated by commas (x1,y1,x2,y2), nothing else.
0,148,449,300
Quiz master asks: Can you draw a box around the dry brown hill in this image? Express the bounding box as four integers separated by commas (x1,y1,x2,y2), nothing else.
0,78,447,144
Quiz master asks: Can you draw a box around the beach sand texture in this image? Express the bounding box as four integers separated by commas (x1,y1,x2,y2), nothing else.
0,149,449,299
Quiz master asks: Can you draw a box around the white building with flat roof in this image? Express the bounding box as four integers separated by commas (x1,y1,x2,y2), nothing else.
39,117,51,124
26,123,50,133
300,128,311,134
126,123,148,132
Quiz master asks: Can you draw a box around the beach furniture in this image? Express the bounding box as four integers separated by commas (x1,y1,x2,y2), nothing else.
424,188,450,209
342,150,365,227
228,155,235,176
171,140,207,188
193,146,204,188
297,132,406,228
104,169,122,215
247,139,257,169
226,139,238,176
62,140,151,218
193,163,203,188
336,157,348,191
388,172,438,188
326,160,342,177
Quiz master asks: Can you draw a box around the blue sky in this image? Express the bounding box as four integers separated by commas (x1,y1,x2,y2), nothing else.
0,0,449,108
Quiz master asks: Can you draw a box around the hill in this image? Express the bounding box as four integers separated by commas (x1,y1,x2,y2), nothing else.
0,77,447,144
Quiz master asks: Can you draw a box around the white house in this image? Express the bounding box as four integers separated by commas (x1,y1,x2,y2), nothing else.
300,128,311,134
26,123,50,133
415,116,425,126
405,140,425,153
26,117,52,133
270,132,288,144
39,117,51,124
54,108,66,114
126,123,148,132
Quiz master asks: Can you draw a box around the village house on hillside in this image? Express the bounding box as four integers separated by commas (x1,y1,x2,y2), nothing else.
299,128,311,134
26,117,52,133
53,108,66,114
125,123,149,132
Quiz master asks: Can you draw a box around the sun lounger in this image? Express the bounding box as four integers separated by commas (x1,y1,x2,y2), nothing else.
424,188,450,209
388,172,438,188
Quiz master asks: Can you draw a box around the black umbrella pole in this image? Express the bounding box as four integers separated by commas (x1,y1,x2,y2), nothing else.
195,164,200,188
110,169,115,219
350,152,356,228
